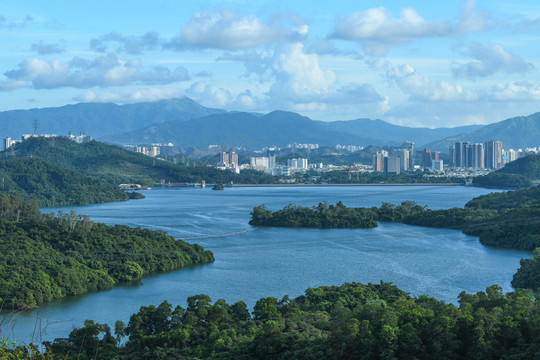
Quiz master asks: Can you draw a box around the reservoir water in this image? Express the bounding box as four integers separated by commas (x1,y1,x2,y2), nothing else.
4,185,531,345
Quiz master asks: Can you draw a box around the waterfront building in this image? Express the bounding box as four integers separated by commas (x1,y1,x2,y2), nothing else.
384,156,401,174
395,149,409,171
485,140,503,169
402,140,415,169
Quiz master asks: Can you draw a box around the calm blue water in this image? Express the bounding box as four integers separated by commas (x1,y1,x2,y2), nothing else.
3,185,530,345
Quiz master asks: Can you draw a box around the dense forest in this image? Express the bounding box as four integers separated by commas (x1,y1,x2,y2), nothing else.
473,154,540,188
4,137,275,186
4,281,539,359
251,186,540,290
0,157,142,207
0,193,214,309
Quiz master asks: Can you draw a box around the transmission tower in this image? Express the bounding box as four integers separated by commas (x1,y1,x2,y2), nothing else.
33,119,39,136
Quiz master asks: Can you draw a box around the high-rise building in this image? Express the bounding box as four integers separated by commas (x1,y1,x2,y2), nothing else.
422,148,432,167
250,157,269,169
3,136,12,151
485,140,503,169
395,149,409,171
268,149,276,169
470,143,484,169
454,141,470,168
372,151,387,172
230,152,238,167
402,141,415,169
220,152,230,166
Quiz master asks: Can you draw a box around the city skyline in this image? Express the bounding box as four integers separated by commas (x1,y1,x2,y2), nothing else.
1,1,540,128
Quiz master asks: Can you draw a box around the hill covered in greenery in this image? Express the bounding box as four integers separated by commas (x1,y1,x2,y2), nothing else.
0,193,214,309
11,281,536,359
0,157,141,207
5,136,275,186
473,154,540,189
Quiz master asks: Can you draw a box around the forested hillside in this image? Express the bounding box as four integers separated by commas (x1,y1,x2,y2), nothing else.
473,154,540,188
0,193,214,309
0,157,141,207
6,136,275,186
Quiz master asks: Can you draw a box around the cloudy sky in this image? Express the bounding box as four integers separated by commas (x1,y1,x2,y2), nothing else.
1,0,539,127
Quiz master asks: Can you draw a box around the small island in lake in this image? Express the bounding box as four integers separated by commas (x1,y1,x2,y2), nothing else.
212,183,225,190
249,201,379,229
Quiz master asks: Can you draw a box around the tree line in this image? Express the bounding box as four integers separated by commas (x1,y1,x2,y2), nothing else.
5,281,540,359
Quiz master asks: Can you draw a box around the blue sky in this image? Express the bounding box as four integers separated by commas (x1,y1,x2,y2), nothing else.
1,0,539,127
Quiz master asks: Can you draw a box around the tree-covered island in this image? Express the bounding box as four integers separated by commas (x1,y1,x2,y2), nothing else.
250,185,540,290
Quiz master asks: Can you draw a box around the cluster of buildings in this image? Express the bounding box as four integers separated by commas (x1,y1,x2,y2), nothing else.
217,151,240,173
336,144,364,152
449,140,534,169
134,146,160,157
3,132,92,150
372,141,424,174
248,148,309,176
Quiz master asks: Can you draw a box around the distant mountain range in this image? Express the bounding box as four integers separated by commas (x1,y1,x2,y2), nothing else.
1,98,539,151
0,98,224,139
99,108,483,149
425,112,540,151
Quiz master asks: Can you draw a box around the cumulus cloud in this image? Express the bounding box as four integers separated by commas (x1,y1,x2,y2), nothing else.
486,81,540,101
2,54,189,90
330,7,451,56
186,80,258,110
75,87,184,104
330,1,492,56
90,32,160,54
387,63,477,102
30,41,65,55
267,43,337,104
452,42,535,78
166,10,308,50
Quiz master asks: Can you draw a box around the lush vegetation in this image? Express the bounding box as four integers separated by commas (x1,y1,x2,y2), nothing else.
0,193,214,309
0,157,142,207
473,154,540,188
250,202,378,229
22,281,539,359
5,137,275,187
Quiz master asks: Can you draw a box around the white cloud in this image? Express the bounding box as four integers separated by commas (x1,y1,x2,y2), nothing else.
387,63,478,102
454,0,492,34
2,54,189,90
267,43,337,104
167,10,308,50
486,81,540,101
330,7,451,56
75,87,185,103
185,81,258,110
330,1,492,56
453,42,535,78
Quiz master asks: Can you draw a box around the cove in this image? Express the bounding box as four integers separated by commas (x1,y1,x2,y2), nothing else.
4,185,530,345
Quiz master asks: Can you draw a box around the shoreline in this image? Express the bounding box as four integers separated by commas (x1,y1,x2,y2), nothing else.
228,183,464,188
